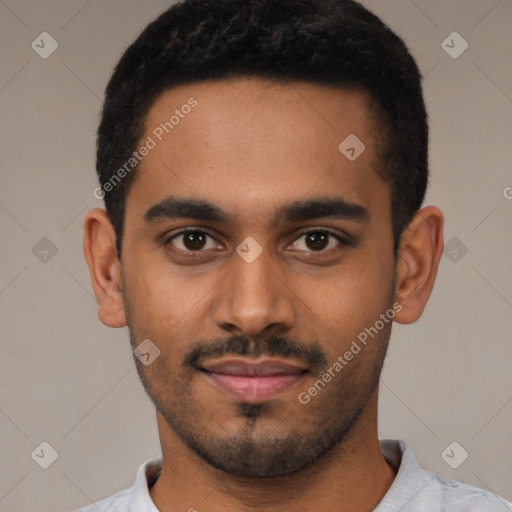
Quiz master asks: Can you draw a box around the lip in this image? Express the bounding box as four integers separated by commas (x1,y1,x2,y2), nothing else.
201,357,307,375
199,357,308,402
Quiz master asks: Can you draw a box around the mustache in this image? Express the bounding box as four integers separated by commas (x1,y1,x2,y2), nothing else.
182,334,327,374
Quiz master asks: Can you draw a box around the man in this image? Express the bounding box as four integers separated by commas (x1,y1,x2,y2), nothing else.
80,0,511,510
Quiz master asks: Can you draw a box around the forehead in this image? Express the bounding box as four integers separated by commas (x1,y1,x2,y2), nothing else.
126,78,389,226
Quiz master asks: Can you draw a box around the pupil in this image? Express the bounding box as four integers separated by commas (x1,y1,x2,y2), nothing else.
307,231,328,250
185,232,206,250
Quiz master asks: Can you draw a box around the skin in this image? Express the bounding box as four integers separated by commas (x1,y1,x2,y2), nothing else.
84,78,444,511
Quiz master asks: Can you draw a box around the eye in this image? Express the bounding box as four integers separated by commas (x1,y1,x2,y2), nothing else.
166,229,220,253
165,228,348,257
289,230,345,253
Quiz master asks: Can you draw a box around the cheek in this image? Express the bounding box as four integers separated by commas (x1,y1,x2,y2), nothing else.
121,260,174,338
294,252,394,340
123,260,215,352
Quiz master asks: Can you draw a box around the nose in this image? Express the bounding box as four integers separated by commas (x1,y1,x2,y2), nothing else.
212,247,296,339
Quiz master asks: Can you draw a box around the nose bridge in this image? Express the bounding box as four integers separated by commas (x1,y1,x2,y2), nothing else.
213,247,294,336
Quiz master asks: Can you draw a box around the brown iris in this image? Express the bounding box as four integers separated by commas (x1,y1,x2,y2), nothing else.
304,231,329,251
183,231,207,250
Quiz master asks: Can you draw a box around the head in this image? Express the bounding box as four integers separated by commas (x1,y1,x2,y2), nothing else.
85,0,443,478
96,0,429,258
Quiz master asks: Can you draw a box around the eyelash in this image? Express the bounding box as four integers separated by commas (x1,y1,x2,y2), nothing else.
164,227,349,256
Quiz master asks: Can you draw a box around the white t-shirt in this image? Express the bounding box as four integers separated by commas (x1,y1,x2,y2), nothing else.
75,439,512,511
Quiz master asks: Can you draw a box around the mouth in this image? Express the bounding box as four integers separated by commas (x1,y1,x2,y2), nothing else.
198,357,308,402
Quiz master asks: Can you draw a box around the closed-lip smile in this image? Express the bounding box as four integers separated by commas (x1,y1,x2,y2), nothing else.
199,357,308,402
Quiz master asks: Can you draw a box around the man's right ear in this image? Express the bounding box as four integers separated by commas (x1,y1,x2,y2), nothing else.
83,208,127,328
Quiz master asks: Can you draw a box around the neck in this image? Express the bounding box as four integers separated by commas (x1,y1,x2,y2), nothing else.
149,392,396,512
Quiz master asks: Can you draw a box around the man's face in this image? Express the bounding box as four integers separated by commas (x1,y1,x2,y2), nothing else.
120,78,396,477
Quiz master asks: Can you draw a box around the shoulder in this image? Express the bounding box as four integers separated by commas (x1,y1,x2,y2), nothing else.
378,439,512,512
425,472,512,511
74,487,130,512
74,455,163,512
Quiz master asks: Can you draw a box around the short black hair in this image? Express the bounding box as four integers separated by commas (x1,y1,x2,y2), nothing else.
96,0,429,257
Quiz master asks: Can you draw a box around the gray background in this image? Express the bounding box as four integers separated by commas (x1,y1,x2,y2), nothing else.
1,0,511,511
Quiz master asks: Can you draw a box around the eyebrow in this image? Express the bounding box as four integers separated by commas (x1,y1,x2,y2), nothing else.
143,196,370,224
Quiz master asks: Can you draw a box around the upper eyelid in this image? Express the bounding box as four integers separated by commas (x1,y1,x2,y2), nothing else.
165,226,217,243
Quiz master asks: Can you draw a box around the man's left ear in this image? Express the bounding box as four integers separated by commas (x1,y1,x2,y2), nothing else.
393,205,444,324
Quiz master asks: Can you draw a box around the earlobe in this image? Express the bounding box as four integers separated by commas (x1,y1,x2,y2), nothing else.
393,206,444,325
83,208,127,328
